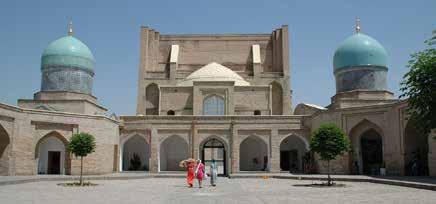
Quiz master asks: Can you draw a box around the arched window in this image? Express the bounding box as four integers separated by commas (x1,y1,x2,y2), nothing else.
145,83,159,115
167,110,175,115
203,95,225,115
254,110,261,115
270,81,283,115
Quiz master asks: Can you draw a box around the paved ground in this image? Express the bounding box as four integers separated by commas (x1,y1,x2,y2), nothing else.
1,178,436,204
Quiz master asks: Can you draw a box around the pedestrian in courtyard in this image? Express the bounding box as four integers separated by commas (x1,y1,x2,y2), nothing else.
180,158,196,188
195,159,205,188
209,159,218,187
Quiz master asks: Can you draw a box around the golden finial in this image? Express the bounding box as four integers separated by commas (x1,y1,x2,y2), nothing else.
355,17,361,33
68,20,73,36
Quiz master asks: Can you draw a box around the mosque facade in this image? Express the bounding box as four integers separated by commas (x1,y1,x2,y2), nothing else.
0,21,435,177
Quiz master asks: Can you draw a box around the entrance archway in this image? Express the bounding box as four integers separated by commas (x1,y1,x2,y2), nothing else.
35,132,70,175
360,129,383,175
239,136,268,171
122,135,150,171
349,120,384,175
404,119,429,176
200,138,226,176
280,135,309,173
0,124,10,175
160,135,188,171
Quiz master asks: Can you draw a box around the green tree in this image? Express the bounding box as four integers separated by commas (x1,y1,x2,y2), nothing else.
400,30,436,138
310,123,350,186
68,132,96,185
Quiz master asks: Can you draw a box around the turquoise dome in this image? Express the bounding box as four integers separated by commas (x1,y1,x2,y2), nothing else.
41,36,95,72
333,33,387,71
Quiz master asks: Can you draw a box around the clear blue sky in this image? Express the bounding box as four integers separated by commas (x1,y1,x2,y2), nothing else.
1,0,435,115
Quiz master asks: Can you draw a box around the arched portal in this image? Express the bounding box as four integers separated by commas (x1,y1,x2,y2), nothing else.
200,138,227,176
270,81,283,115
239,136,268,171
349,120,384,175
146,83,159,115
0,124,10,175
360,129,383,175
404,119,429,176
160,135,188,171
122,135,150,171
280,135,309,173
35,132,70,175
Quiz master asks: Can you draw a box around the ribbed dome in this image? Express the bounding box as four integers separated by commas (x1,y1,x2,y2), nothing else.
333,33,387,71
41,36,95,72
178,62,250,86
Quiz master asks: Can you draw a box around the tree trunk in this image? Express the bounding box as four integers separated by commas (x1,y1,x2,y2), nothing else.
80,156,83,186
327,160,331,186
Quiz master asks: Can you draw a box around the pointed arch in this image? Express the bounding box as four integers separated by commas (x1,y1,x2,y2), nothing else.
279,134,309,172
159,135,189,171
146,83,159,115
199,135,229,153
0,124,10,175
349,119,383,138
121,134,150,171
348,119,384,175
270,81,283,115
199,136,228,176
239,135,268,171
404,118,429,176
35,131,70,175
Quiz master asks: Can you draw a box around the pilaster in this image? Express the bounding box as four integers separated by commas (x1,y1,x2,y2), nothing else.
270,129,281,172
149,128,159,173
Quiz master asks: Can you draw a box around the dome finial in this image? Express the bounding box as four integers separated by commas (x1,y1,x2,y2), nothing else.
67,20,73,36
355,17,361,33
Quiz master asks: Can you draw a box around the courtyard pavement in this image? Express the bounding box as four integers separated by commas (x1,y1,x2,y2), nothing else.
1,178,436,204
2,172,436,190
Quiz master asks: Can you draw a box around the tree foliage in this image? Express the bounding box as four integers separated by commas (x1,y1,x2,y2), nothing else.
68,132,96,186
68,132,96,157
310,123,350,161
400,30,436,136
310,123,350,186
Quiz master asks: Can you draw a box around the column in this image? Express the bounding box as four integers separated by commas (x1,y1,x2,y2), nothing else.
270,129,281,172
231,121,239,173
149,128,159,173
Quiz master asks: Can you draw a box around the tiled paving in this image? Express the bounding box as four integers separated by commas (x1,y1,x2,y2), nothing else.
1,178,436,204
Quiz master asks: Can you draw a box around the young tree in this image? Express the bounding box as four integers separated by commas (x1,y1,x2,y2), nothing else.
400,30,436,138
68,132,96,185
310,123,350,186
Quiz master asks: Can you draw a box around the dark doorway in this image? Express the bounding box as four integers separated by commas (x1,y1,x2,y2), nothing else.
280,150,299,172
404,119,429,176
47,151,61,174
361,129,383,175
280,151,290,170
202,139,226,176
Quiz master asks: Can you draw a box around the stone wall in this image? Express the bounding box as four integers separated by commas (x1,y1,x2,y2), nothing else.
139,27,289,75
234,86,270,115
18,91,107,115
120,115,309,175
160,86,193,115
0,102,119,176
136,26,292,116
310,101,410,176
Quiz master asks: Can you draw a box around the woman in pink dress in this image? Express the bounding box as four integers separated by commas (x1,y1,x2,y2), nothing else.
195,159,205,188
